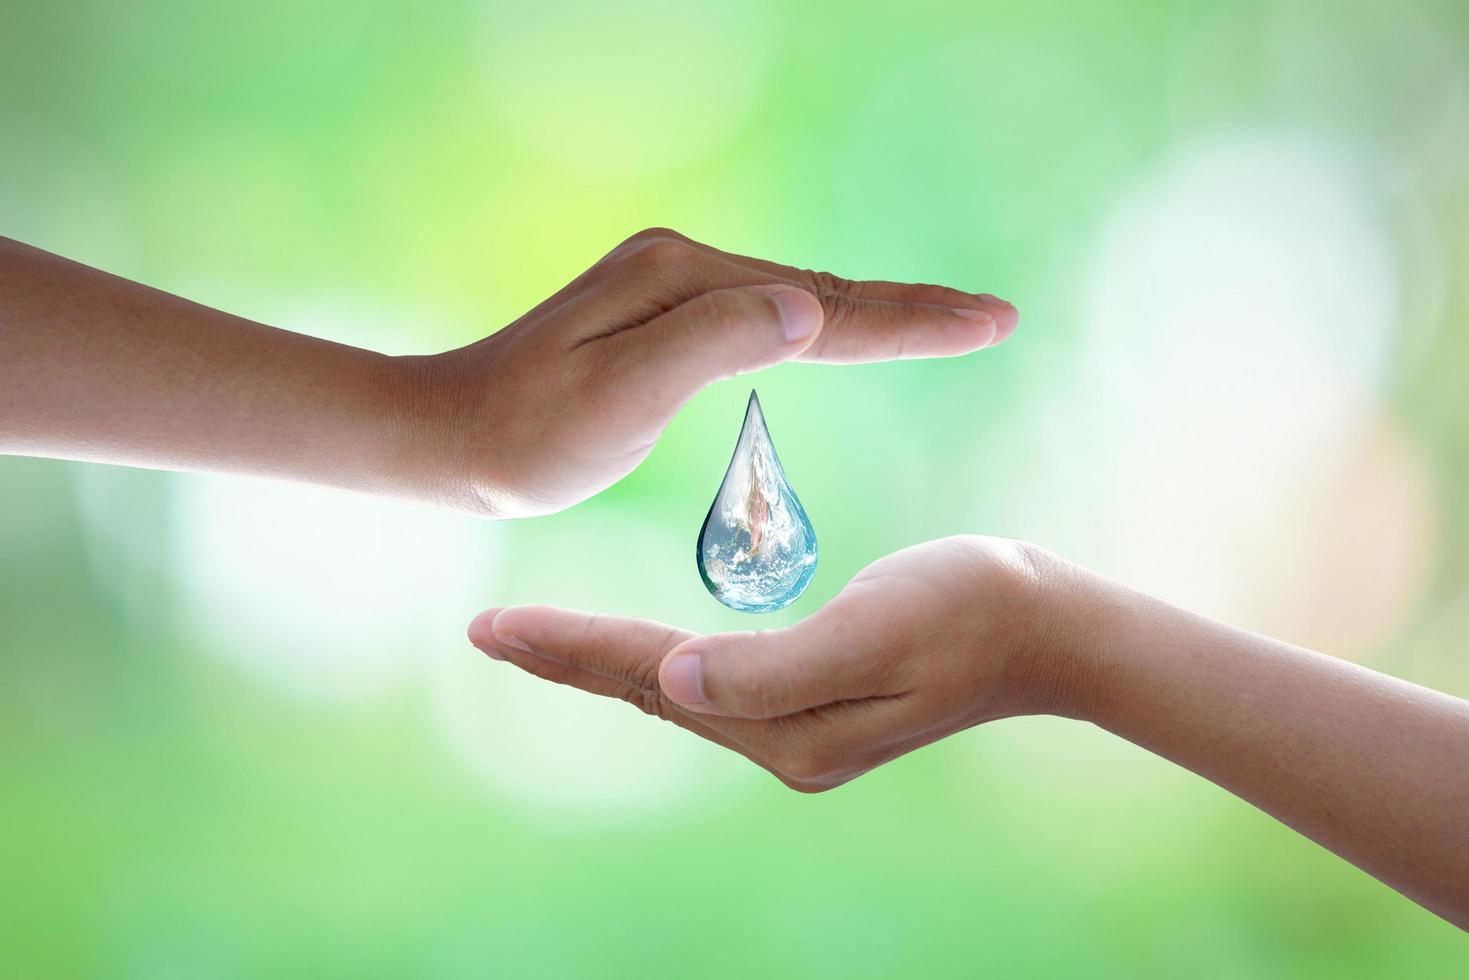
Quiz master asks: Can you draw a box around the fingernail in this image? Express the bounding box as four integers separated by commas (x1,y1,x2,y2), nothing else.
661,652,706,705
473,641,506,661
977,294,1019,345
951,307,994,323
492,629,531,653
770,288,822,342
467,610,507,660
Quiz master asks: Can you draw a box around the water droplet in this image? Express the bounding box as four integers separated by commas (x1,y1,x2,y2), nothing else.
697,390,817,613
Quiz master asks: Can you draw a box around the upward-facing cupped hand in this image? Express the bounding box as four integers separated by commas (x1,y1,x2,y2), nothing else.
467,537,1069,792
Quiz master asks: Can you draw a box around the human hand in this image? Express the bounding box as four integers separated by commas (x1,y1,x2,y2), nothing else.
469,538,1469,929
414,229,1016,517
466,537,1069,791
0,232,1011,519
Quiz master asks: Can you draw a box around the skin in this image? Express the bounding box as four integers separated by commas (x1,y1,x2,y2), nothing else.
0,230,1016,516
469,537,1469,931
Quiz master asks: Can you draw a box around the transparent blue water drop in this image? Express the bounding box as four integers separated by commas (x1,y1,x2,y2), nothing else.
697,390,817,613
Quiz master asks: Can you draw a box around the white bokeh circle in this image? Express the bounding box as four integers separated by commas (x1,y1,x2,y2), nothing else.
171,474,496,702
1049,130,1434,647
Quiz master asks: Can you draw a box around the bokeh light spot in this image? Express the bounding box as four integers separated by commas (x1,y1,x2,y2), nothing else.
171,474,496,703
1047,131,1418,641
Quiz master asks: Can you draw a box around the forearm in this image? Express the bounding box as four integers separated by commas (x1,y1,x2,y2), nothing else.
0,237,457,504
1048,565,1469,928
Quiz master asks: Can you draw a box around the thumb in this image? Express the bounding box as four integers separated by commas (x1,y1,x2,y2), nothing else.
604,284,824,409
657,610,890,719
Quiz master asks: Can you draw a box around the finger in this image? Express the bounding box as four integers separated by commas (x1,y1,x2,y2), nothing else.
793,290,998,363
657,592,908,719
620,228,1018,339
706,253,1018,346
467,607,512,660
469,624,761,764
591,283,826,418
589,274,994,419
468,606,699,727
472,605,693,690
470,606,798,769
577,238,1004,365
470,605,919,791
487,644,843,793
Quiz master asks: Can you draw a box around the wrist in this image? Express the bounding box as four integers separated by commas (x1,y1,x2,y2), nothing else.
382,352,488,515
996,542,1136,724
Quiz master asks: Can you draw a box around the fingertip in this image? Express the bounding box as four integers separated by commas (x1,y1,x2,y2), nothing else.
467,607,502,644
486,605,537,653
977,295,1019,345
467,607,507,660
949,307,1000,349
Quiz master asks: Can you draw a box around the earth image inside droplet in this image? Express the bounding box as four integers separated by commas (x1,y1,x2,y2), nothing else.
696,390,817,613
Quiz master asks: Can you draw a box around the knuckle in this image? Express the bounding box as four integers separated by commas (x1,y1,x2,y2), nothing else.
597,228,677,269
655,625,687,659
609,227,665,258
625,226,686,247
804,268,854,296
626,686,672,720
623,235,693,273
817,289,859,327
626,652,662,695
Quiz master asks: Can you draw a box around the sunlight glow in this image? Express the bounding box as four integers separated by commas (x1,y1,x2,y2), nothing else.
170,474,496,702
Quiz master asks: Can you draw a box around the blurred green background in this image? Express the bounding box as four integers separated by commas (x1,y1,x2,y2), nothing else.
4,0,1469,975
